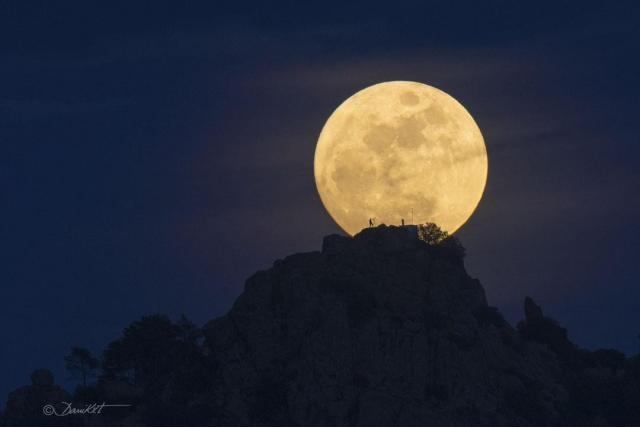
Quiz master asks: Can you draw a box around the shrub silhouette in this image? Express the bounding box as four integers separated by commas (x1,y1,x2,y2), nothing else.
418,223,466,260
417,222,448,244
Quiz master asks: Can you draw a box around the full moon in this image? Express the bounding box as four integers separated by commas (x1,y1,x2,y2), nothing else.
314,81,487,236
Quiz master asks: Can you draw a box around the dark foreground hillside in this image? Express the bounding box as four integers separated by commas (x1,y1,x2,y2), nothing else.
3,226,640,426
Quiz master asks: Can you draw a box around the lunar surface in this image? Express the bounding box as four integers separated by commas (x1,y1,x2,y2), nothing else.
314,81,487,236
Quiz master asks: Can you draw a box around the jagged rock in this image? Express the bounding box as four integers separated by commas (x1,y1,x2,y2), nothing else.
518,297,574,359
203,226,567,427
524,297,544,323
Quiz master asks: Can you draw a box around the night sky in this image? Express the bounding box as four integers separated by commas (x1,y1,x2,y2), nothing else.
2,1,639,401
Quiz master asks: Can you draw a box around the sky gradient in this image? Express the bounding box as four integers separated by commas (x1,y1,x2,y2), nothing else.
2,1,640,401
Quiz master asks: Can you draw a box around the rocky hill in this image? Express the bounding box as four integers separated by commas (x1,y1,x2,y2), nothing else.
3,225,639,427
203,225,635,427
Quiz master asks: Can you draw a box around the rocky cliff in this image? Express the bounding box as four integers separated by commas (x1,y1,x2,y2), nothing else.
203,226,570,426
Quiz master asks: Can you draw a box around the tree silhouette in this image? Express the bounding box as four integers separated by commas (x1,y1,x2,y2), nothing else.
417,223,466,260
64,346,99,387
100,314,214,426
102,314,180,389
417,222,449,244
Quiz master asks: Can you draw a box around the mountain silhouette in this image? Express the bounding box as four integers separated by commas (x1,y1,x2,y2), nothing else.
203,225,639,426
3,225,639,426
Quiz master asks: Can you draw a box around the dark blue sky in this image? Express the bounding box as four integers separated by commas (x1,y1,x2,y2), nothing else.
1,1,639,401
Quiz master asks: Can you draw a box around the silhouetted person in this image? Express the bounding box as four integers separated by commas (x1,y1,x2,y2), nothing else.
401,219,405,226
369,218,374,227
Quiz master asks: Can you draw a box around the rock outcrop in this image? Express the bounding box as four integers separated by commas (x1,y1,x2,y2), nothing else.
203,226,568,426
3,369,73,427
